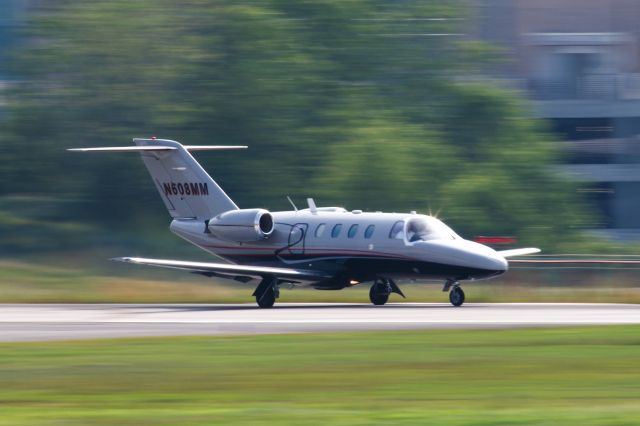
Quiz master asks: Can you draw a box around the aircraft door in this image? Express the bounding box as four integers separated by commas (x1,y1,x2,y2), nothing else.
287,223,308,255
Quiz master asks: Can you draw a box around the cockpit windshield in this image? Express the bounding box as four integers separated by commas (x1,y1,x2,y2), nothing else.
406,217,458,242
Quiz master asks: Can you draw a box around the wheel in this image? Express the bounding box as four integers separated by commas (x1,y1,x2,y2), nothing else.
256,287,276,308
449,286,465,307
369,283,389,306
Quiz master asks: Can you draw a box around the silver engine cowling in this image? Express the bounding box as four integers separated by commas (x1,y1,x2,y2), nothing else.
207,208,274,242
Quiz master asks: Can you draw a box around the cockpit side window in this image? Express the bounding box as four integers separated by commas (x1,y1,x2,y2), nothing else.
406,217,456,242
388,220,404,239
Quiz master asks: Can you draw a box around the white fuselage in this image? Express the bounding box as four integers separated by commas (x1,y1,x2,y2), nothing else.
170,209,508,289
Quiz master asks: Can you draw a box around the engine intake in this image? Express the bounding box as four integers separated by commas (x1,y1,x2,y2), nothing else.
208,208,274,242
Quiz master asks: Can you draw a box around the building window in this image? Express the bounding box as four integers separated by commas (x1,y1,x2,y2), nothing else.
331,224,343,238
315,223,326,238
364,225,375,239
389,220,404,239
348,224,359,238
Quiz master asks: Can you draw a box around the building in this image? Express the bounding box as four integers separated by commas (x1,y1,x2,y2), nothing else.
475,0,640,237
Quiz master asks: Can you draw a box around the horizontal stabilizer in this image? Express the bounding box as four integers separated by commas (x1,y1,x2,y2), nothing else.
68,145,247,152
68,146,176,152
184,145,248,151
498,248,541,258
112,257,331,281
69,137,243,219
135,138,247,151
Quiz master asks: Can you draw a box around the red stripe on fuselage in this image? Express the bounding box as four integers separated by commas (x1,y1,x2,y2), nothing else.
200,244,410,259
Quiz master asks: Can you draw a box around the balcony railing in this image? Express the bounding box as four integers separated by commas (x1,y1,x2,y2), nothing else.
531,73,640,101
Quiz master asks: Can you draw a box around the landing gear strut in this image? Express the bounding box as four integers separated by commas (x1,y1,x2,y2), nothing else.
253,276,279,308
369,278,404,306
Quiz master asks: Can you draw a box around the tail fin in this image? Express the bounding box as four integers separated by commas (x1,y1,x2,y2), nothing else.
69,138,245,219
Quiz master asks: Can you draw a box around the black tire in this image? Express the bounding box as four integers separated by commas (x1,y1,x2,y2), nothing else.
256,287,276,308
449,286,465,307
369,284,389,306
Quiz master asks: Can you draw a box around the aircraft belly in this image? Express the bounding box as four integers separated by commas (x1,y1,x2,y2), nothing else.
213,252,503,282
343,258,504,281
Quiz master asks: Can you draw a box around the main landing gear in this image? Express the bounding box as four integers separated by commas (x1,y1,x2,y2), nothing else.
443,279,465,307
369,278,405,306
253,276,279,308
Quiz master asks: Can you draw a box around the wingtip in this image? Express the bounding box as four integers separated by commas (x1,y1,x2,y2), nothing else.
498,247,542,258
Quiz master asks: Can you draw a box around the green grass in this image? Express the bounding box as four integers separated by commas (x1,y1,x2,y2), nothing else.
3,259,640,304
2,327,640,425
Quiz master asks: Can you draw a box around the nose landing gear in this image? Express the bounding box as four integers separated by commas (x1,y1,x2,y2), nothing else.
449,286,465,307
443,279,465,307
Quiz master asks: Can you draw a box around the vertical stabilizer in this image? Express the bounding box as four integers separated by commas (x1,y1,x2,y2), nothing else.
133,138,239,219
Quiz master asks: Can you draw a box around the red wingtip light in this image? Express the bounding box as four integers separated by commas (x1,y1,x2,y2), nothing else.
151,136,157,140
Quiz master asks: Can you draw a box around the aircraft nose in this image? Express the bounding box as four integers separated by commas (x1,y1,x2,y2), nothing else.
487,252,508,272
459,244,506,272
466,240,508,272
417,240,508,273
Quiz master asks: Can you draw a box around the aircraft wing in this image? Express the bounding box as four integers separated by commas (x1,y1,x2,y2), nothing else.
502,251,640,269
112,257,331,282
498,248,541,258
508,258,640,265
497,248,640,267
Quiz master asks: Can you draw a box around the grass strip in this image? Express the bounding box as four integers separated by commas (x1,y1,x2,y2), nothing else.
1,327,640,425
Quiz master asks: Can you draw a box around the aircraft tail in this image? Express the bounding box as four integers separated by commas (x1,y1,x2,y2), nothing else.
69,138,245,219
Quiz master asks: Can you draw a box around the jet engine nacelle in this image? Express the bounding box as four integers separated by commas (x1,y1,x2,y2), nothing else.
208,208,274,242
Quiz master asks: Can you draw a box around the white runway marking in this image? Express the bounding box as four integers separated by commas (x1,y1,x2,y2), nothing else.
1,303,639,341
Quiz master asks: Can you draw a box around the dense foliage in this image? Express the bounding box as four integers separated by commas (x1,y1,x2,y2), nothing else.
0,0,591,252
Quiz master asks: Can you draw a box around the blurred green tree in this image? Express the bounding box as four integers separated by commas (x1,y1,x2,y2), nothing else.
0,0,591,252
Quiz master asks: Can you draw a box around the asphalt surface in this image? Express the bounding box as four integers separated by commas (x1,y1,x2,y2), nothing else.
1,303,640,341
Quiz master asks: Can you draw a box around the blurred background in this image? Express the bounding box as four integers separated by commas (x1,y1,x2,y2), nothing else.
4,5,640,425
2,0,640,301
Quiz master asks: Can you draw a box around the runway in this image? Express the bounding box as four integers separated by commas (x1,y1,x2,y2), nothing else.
1,303,640,341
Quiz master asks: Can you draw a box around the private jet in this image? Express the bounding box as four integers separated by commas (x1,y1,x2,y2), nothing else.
69,138,540,308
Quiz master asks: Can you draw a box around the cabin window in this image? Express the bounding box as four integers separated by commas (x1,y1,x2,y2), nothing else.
331,224,343,238
315,223,326,238
364,224,375,239
389,220,404,239
347,224,359,238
